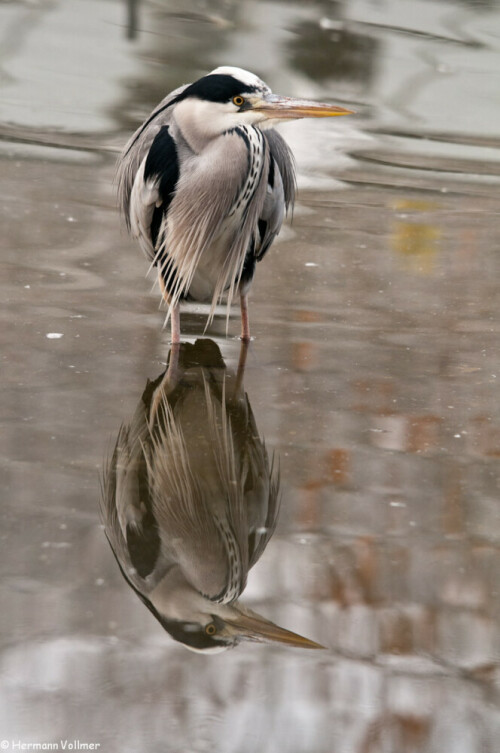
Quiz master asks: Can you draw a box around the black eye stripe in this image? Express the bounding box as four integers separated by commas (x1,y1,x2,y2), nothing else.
178,74,259,104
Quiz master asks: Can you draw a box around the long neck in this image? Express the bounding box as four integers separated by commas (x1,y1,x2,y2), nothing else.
148,567,213,621
172,99,220,153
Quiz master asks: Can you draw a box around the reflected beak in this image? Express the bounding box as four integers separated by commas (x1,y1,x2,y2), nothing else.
222,607,325,649
253,93,354,120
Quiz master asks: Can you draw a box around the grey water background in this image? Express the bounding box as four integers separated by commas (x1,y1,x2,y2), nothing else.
1,0,500,751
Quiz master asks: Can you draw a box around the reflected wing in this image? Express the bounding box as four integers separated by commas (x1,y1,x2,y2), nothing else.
246,448,281,570
146,390,238,602
100,420,162,591
219,386,281,571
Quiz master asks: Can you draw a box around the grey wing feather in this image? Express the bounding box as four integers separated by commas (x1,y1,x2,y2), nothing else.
160,129,270,322
255,162,285,261
255,129,297,261
116,84,189,225
263,129,296,212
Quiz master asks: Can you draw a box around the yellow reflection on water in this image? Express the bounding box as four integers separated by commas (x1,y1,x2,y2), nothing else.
391,198,441,275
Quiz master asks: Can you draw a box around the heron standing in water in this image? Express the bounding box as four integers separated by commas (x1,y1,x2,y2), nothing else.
117,66,353,342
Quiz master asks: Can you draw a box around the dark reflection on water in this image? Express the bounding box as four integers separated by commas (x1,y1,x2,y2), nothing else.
287,19,379,89
126,0,139,40
101,339,321,651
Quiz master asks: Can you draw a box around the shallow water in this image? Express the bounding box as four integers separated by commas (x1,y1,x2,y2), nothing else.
1,0,500,751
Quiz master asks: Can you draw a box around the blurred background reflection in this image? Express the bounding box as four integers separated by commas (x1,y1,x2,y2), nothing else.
1,0,500,751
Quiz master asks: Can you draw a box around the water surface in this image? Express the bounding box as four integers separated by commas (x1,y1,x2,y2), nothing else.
1,0,500,751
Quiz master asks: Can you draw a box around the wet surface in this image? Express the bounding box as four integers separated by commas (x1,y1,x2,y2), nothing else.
1,0,500,751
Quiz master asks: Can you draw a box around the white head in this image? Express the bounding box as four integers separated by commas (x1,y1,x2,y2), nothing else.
209,65,269,92
171,66,353,151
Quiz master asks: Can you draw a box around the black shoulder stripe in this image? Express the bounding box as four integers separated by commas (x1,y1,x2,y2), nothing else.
144,126,180,248
124,100,177,159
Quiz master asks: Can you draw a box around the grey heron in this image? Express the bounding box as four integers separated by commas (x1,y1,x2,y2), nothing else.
117,66,353,342
101,339,323,651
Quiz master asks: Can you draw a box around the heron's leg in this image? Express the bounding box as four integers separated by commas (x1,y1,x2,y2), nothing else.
158,270,181,344
240,293,250,341
167,341,181,379
235,338,249,395
170,304,181,345
148,343,181,430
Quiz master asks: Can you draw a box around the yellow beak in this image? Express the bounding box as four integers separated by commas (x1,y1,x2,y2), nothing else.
222,606,325,649
254,93,354,120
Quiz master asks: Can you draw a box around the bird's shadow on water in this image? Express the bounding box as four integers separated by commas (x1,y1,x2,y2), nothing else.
100,338,323,652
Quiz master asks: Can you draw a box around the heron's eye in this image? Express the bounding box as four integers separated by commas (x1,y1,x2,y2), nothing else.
232,96,245,107
205,623,217,636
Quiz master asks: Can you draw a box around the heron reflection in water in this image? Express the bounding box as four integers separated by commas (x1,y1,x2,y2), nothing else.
101,339,323,652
